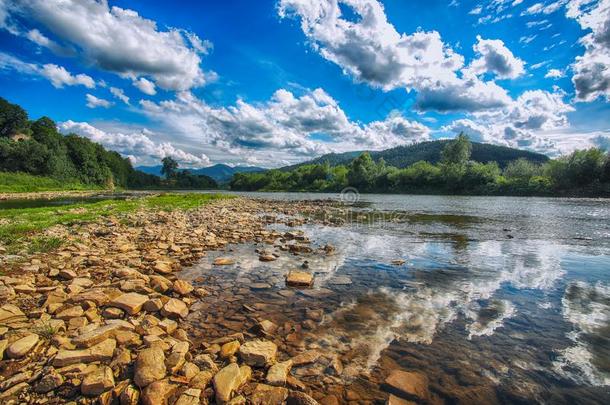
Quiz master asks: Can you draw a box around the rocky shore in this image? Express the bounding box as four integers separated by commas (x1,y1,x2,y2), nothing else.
0,196,432,405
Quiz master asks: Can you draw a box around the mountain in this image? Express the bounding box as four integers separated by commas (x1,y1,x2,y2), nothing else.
136,163,265,182
281,140,550,171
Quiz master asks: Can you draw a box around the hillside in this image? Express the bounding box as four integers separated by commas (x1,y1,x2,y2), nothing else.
282,140,549,170
137,163,265,182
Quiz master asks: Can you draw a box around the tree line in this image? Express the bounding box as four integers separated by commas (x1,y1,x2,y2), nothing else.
0,97,216,190
230,134,610,197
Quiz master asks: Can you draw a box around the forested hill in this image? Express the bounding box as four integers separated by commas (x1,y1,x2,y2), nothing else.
137,163,265,182
282,140,549,171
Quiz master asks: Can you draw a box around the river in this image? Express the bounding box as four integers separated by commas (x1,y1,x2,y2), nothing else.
178,193,610,403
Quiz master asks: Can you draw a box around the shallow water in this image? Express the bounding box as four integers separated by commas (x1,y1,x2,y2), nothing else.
184,193,610,403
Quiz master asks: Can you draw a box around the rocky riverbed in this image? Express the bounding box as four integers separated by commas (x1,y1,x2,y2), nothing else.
0,196,431,405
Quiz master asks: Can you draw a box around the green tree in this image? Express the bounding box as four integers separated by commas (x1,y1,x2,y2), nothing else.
348,152,377,191
161,156,179,179
0,97,29,137
441,133,472,164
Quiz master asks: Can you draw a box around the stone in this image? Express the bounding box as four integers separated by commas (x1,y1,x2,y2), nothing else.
239,340,277,367
173,279,194,295
175,388,201,405
220,340,240,359
102,307,125,319
387,395,417,405
193,354,218,372
7,333,39,358
384,370,429,402
286,271,314,287
34,369,64,393
213,363,251,404
259,254,276,262
291,350,320,366
213,257,235,266
266,360,292,386
251,383,288,405
72,323,126,348
158,318,178,334
58,269,78,280
53,338,116,367
287,391,320,405
0,304,26,325
150,275,172,293
109,293,148,315
71,289,110,306
0,339,7,359
134,346,166,388
189,370,214,390
161,298,188,318
120,384,140,405
144,298,164,312
258,319,278,335
154,261,174,274
391,259,406,266
141,379,176,405
227,396,246,405
81,366,114,396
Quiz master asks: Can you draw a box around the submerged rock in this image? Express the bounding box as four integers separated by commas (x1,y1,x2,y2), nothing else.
384,370,429,402
286,271,314,287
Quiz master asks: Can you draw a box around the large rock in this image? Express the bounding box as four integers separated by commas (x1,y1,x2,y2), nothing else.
173,279,194,295
81,366,114,396
251,383,288,405
134,346,166,388
7,334,39,359
141,379,176,405
161,298,188,318
0,304,26,325
72,323,126,348
384,370,429,402
213,363,251,404
109,292,149,315
266,360,292,386
285,271,314,287
239,340,277,367
53,338,116,367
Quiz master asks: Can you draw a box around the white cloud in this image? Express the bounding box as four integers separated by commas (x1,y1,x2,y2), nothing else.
40,64,95,88
110,87,130,105
133,77,156,95
522,1,568,15
566,0,610,102
25,28,72,55
443,89,575,154
139,88,431,166
469,36,526,79
85,93,112,109
58,121,211,167
1,0,213,91
545,68,565,78
469,6,483,15
0,51,95,89
278,0,516,113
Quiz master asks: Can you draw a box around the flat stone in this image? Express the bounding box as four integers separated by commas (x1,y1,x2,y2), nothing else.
291,350,320,366
53,338,116,367
109,292,148,315
0,304,26,325
144,298,164,312
220,340,240,359
329,276,352,285
161,298,189,318
239,340,277,367
7,334,39,358
134,346,166,388
71,289,110,306
150,275,172,293
213,363,251,404
72,323,126,348
154,261,174,274
384,370,429,402
34,369,64,393
81,366,114,396
251,383,288,405
259,254,276,262
173,279,194,295
286,271,314,287
266,360,292,386
175,388,201,405
387,395,417,405
213,257,235,266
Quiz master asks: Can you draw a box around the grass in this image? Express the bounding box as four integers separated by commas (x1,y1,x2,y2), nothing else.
0,171,100,193
0,193,231,253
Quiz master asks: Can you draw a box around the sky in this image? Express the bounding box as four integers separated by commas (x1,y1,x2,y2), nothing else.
0,0,609,168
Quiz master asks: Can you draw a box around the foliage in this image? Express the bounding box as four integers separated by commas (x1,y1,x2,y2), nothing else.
0,97,29,137
161,156,179,178
231,135,610,197
0,171,96,193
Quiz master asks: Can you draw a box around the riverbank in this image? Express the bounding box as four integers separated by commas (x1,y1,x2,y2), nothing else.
1,193,407,405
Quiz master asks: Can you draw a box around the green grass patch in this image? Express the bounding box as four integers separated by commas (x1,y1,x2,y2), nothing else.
0,171,100,193
0,193,231,252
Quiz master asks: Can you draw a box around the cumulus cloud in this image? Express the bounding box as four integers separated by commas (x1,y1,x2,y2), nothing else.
58,120,211,167
110,87,130,105
278,0,519,113
133,77,156,95
0,51,96,89
1,0,213,91
545,68,565,78
85,94,112,109
468,36,526,79
443,89,575,154
566,0,610,102
139,88,430,166
40,64,95,88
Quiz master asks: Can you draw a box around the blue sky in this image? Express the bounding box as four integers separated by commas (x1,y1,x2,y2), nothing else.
1,0,609,167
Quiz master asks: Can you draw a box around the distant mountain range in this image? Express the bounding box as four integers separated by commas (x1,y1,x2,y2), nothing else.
136,163,265,182
281,140,549,171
